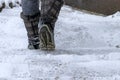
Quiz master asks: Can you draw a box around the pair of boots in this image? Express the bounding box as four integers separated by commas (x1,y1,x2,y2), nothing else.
21,0,64,50
21,12,55,50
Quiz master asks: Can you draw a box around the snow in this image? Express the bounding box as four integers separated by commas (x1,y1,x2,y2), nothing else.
0,5,120,80
0,0,21,8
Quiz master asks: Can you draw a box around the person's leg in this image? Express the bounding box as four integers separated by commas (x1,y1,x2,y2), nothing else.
21,0,40,49
39,0,64,50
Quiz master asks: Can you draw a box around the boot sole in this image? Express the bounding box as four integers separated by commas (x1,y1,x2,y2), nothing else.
39,25,55,51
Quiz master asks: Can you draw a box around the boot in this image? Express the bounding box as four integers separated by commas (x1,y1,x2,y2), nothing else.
39,0,64,50
21,12,40,49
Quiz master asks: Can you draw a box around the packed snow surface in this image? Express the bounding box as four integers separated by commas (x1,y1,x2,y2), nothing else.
0,6,120,80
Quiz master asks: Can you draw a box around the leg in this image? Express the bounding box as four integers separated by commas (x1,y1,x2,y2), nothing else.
41,0,64,27
21,0,40,49
39,0,64,50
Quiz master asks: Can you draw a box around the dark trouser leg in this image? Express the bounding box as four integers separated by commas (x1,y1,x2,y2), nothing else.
39,0,64,50
21,0,40,49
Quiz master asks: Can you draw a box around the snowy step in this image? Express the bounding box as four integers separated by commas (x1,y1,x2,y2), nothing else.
1,48,120,55
0,58,120,79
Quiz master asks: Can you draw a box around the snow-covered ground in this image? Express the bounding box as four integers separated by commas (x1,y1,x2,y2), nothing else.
0,5,120,80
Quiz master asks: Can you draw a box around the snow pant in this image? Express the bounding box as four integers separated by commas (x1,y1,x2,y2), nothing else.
21,0,64,24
